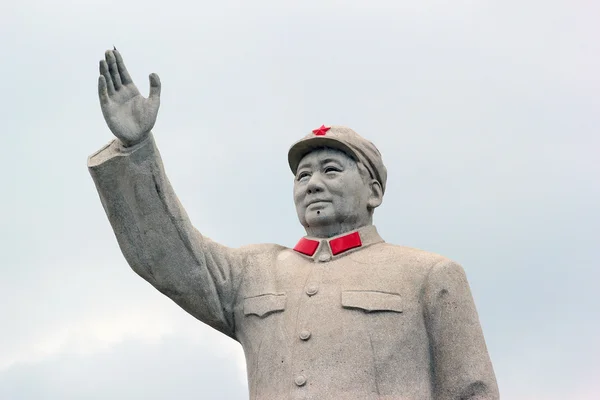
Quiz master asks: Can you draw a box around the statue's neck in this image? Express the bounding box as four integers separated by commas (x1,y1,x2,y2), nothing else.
304,219,373,239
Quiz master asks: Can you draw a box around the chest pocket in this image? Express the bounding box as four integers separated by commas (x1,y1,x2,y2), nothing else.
341,290,403,313
243,293,287,317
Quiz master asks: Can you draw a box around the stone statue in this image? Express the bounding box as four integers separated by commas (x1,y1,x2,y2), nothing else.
89,49,499,400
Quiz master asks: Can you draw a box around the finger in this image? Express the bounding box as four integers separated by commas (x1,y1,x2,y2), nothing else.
105,50,122,90
113,49,133,85
148,73,161,100
99,59,115,95
98,76,109,104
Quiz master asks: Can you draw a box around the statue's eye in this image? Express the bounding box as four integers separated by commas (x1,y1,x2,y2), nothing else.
297,172,310,181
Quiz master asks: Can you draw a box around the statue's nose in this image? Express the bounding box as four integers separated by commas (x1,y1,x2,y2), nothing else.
306,174,324,194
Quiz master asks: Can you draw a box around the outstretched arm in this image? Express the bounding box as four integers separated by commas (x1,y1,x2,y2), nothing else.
89,50,245,338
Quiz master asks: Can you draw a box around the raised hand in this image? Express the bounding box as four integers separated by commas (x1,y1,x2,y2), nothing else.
98,49,161,146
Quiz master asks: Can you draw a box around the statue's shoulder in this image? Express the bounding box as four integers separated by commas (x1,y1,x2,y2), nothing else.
374,242,454,268
238,242,289,258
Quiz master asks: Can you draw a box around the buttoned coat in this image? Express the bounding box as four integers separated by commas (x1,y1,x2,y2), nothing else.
88,134,499,400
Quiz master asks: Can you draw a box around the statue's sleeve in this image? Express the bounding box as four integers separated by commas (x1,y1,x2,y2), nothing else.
423,259,500,399
87,134,245,339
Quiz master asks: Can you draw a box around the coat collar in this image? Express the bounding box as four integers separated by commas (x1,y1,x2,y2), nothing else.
293,225,384,261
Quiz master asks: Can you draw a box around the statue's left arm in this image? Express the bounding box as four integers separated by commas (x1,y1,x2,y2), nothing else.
423,259,500,399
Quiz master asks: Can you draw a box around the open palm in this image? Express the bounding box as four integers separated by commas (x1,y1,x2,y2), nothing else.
98,49,161,146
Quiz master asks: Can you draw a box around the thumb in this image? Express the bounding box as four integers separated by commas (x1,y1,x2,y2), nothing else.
148,73,161,100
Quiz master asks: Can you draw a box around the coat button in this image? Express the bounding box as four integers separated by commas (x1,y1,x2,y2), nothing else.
294,375,307,387
306,284,319,296
318,253,331,262
299,330,311,341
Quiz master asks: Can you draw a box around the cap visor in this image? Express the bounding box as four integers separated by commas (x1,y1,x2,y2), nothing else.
288,137,359,174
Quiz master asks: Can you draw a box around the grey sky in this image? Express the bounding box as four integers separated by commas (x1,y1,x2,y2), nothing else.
1,0,598,399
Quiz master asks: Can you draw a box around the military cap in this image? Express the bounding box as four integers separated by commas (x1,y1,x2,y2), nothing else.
288,125,387,193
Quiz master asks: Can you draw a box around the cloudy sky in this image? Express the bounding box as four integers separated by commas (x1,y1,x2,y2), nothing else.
1,0,598,399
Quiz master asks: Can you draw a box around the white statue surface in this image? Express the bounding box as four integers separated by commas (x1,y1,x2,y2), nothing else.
89,49,499,400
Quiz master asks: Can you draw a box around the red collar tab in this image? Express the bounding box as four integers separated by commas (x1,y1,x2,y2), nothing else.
312,125,331,136
330,231,362,255
293,237,319,256
294,231,363,257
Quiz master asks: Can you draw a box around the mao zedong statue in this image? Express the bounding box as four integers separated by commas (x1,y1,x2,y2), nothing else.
88,49,499,400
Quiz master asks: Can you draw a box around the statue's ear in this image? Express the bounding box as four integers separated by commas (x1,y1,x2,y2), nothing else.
367,180,383,211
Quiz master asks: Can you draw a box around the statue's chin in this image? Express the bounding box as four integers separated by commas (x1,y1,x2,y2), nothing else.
304,210,333,225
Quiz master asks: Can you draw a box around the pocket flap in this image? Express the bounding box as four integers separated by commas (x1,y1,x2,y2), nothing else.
243,293,287,317
341,291,403,313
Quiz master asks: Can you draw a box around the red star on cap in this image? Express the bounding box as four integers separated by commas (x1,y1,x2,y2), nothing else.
312,125,331,136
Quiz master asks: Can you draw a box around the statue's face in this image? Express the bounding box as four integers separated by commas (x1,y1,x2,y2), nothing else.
293,147,379,236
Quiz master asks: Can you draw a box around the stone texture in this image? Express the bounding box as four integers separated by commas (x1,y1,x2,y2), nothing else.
88,135,498,399
89,49,499,399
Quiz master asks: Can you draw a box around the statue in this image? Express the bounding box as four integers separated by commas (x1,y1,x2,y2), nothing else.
89,49,499,400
